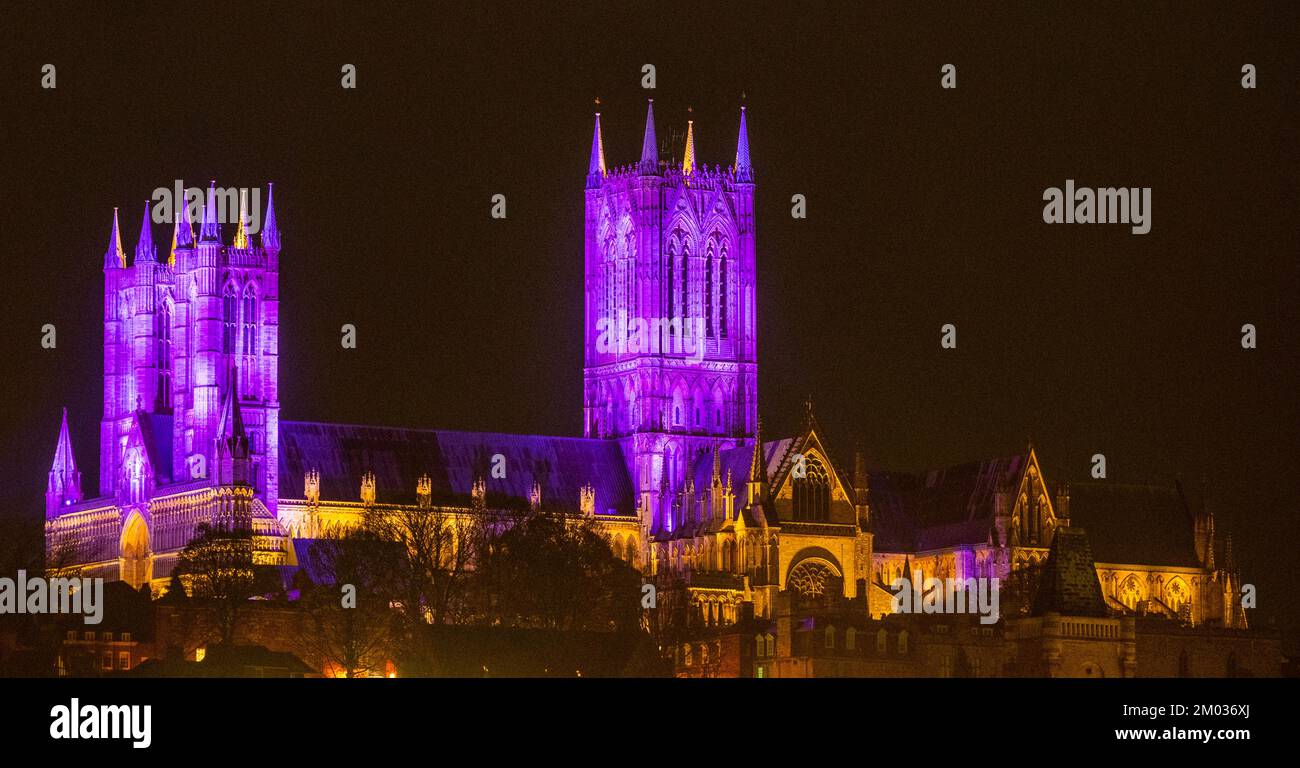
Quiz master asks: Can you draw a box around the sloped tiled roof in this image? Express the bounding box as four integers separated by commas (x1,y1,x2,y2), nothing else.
869,454,1027,552
1066,481,1200,567
278,422,635,515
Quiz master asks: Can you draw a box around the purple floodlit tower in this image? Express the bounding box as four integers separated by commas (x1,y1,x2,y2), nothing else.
97,182,280,515
583,101,758,534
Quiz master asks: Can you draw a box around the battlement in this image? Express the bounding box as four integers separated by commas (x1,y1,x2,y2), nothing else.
596,162,752,192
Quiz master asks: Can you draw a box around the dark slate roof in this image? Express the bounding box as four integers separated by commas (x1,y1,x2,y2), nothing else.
1033,526,1110,617
1065,481,1200,567
869,454,1027,552
278,421,636,515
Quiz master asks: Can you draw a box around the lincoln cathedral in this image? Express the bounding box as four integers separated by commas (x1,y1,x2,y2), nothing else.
41,100,1277,677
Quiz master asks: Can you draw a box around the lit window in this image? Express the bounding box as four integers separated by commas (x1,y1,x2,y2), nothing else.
118,652,130,670
195,647,206,662
101,652,113,670
65,631,76,641
121,632,131,642
84,632,94,642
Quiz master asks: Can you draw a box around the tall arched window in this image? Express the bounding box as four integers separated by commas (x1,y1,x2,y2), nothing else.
240,287,257,394
679,245,690,335
666,241,676,343
222,283,238,355
719,252,728,339
792,456,831,521
155,300,172,410
704,245,714,337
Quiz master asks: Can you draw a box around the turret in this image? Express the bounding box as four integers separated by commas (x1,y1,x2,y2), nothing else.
360,471,377,506
746,418,768,506
417,473,432,509
1054,482,1070,525
853,441,871,527
46,408,83,517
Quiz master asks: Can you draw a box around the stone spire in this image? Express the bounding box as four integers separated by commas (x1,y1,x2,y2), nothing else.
639,99,658,174
134,201,157,263
46,407,83,516
735,103,752,182
104,208,125,269
232,189,250,248
199,180,221,243
262,182,280,252
682,109,697,175
173,182,195,254
587,102,606,188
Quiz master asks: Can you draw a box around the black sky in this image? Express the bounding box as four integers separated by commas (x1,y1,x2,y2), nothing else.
1,3,1296,647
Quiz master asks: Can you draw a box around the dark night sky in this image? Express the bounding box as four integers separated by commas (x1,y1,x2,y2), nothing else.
1,4,1296,647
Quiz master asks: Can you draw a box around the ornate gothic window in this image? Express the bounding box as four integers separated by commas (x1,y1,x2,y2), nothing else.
792,456,831,521
222,283,237,354
1119,575,1142,611
719,251,728,339
240,287,257,395
787,560,834,599
155,300,172,410
705,245,714,337
1164,577,1189,615
680,244,690,334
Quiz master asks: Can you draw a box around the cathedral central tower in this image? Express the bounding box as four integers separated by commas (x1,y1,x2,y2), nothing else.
582,101,758,530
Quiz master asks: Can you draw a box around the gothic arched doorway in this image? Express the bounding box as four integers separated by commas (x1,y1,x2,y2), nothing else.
120,513,152,590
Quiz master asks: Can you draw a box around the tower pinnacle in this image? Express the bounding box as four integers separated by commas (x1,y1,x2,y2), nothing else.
104,208,125,269
199,180,220,243
735,104,752,182
682,109,697,175
233,189,250,248
135,201,157,263
174,181,194,254
639,99,658,174
587,102,606,187
262,182,280,252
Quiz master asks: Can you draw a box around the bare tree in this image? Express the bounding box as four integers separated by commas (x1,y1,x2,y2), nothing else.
297,527,396,677
174,522,279,645
361,504,485,628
